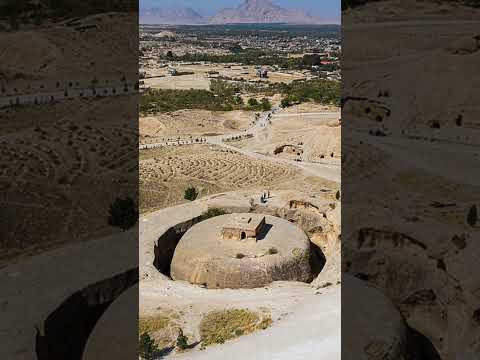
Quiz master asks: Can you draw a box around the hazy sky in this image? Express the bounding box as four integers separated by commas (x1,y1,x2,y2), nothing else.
140,0,340,21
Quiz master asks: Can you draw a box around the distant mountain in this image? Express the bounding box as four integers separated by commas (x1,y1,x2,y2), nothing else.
140,7,205,25
209,0,321,24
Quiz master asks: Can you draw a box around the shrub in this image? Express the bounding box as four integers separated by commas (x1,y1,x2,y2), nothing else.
199,309,261,346
184,187,199,201
280,98,291,108
248,98,259,107
176,329,188,350
138,332,158,360
257,315,273,330
139,315,170,335
234,95,244,105
261,98,272,111
199,208,227,221
108,197,137,231
279,79,340,106
267,247,278,255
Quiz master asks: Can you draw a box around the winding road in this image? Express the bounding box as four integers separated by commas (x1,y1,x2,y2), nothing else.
140,108,341,183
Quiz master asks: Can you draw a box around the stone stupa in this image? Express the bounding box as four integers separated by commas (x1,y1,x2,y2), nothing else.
170,213,312,289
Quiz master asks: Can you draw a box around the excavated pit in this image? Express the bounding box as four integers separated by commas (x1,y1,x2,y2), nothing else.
152,211,327,286
35,268,138,360
153,217,200,277
154,212,326,288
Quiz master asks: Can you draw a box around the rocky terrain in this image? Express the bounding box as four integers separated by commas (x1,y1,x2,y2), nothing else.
343,1,480,358
140,0,324,25
139,189,341,359
210,0,320,25
140,7,205,25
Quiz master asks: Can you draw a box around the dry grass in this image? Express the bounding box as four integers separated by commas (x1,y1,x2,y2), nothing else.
199,309,272,346
139,314,171,335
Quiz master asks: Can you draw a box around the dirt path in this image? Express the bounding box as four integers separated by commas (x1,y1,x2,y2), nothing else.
140,108,341,183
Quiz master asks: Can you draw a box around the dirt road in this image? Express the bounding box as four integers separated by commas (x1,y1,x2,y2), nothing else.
140,108,341,183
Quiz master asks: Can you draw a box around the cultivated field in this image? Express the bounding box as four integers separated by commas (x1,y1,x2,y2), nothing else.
140,144,303,212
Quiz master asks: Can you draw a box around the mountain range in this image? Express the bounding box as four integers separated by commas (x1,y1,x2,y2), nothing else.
139,6,204,25
140,0,324,25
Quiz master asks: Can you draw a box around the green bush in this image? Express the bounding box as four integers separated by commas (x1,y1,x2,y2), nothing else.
176,329,189,350
140,83,243,114
261,98,272,111
108,197,137,231
138,333,158,360
280,79,340,106
280,98,291,108
184,187,199,201
199,208,227,221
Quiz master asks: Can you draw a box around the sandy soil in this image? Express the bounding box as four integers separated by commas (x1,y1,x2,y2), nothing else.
0,96,137,266
140,110,255,143
0,13,137,87
143,63,309,90
139,107,341,214
139,144,302,213
342,3,480,357
172,286,340,360
231,108,341,165
139,189,341,358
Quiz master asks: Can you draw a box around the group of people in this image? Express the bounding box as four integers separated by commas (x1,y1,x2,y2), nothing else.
260,190,271,204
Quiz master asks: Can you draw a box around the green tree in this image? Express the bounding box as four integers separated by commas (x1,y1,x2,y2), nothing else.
176,329,189,350
280,99,291,108
229,44,243,53
248,98,259,107
184,187,199,201
467,205,477,227
108,197,137,231
138,333,158,360
261,98,272,111
233,96,244,105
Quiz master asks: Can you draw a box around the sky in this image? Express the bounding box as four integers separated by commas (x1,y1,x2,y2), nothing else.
140,0,340,21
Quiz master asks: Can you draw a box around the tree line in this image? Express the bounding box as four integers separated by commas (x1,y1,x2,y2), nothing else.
162,51,338,71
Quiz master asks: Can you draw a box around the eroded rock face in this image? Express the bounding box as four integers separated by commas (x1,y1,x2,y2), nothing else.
170,214,312,289
343,275,408,360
